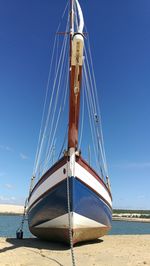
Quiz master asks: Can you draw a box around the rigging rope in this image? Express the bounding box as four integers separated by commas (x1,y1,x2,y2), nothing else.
34,12,70,178
86,31,108,175
83,64,100,173
41,32,68,167
33,35,57,176
33,1,70,179
83,36,109,178
43,35,68,168
58,124,68,160
43,36,69,172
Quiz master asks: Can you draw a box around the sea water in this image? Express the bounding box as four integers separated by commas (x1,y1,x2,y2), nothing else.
110,220,150,235
0,215,150,238
0,215,32,238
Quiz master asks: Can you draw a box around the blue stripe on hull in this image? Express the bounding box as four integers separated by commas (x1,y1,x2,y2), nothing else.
28,179,69,227
28,176,112,229
72,177,112,227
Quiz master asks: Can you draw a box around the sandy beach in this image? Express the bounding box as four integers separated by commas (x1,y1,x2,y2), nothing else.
0,204,24,214
112,217,150,223
0,235,149,266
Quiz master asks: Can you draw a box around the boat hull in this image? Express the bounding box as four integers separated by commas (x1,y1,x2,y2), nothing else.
27,158,112,244
30,226,109,244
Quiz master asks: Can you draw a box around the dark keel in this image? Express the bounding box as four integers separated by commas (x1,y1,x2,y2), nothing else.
29,227,110,245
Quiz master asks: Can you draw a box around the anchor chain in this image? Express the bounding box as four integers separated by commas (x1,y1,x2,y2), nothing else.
16,198,28,239
67,156,76,266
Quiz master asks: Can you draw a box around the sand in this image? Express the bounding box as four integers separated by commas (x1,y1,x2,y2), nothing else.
0,235,149,266
113,217,150,223
0,204,24,214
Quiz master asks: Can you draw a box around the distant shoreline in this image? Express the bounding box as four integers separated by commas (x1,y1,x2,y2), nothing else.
0,204,24,215
0,214,149,223
113,209,150,223
112,216,150,223
0,204,150,223
0,213,22,216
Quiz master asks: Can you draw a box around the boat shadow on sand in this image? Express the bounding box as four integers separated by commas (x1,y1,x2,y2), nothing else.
0,238,103,266
0,237,103,252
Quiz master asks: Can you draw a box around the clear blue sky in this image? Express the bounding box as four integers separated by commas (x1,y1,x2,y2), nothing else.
0,0,150,209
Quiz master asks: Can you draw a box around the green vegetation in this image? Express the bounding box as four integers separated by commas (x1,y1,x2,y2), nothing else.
113,209,150,219
140,215,150,219
113,209,150,215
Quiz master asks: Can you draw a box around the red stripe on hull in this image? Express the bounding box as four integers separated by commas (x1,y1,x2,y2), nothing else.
29,156,67,200
28,178,67,212
28,155,112,212
28,175,112,214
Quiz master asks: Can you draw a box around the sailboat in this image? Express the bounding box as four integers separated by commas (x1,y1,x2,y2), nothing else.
27,0,112,245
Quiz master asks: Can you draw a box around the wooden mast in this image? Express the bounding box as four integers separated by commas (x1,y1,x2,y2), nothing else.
68,0,83,150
